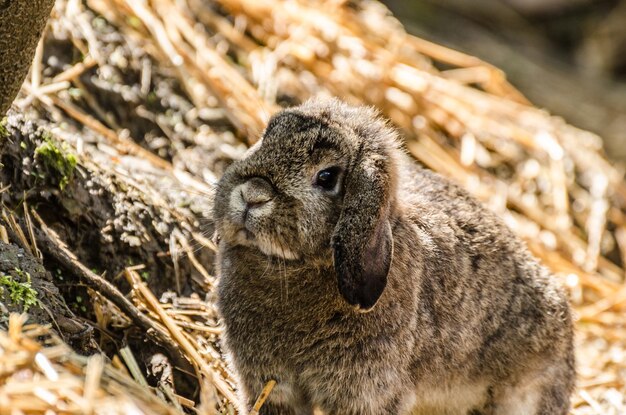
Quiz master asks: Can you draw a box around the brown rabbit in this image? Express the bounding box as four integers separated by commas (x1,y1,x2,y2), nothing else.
214,99,574,415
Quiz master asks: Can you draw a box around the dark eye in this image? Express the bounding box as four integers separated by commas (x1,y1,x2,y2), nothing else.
314,167,341,190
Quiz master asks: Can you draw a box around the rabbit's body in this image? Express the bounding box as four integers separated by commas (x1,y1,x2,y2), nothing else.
215,100,574,415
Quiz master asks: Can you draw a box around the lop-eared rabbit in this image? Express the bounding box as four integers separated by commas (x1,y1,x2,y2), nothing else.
214,99,574,415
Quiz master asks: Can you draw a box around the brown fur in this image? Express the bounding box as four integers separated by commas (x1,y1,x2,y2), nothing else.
214,99,575,415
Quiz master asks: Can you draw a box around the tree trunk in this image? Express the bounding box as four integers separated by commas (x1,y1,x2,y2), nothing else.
0,0,56,115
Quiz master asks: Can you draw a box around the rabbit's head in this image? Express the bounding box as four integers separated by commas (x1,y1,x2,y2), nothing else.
214,99,400,310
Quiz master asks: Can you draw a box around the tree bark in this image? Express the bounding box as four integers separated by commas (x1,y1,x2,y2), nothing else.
0,0,56,115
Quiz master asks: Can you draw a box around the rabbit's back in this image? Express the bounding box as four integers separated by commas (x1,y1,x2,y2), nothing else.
400,162,574,397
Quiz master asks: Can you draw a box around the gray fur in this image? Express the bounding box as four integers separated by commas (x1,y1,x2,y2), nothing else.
214,99,575,415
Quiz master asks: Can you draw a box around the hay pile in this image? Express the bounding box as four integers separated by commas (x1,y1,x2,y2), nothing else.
1,0,625,413
0,314,180,414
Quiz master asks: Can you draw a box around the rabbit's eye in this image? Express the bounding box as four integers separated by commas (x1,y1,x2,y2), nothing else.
315,167,341,191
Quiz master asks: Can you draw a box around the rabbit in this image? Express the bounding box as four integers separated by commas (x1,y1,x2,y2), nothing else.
213,98,575,415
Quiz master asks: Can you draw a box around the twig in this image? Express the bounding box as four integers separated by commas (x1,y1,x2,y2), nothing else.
31,36,46,91
83,354,105,413
52,57,97,83
22,200,42,259
124,269,239,406
119,345,149,387
47,93,173,171
250,380,276,415
29,209,180,357
2,209,33,256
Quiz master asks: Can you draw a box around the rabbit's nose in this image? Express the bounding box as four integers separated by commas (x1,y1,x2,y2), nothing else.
240,177,273,211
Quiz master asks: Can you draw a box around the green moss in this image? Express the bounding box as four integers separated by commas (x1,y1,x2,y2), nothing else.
0,268,39,312
34,134,77,190
0,118,8,139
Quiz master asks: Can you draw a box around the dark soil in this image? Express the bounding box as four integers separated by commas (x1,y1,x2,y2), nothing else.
1,113,210,296
0,240,97,353
0,112,221,399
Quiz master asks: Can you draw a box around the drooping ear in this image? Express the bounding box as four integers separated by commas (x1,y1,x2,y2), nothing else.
332,151,394,311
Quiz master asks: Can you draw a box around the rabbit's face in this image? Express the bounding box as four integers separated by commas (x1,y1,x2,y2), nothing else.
215,99,398,310
214,111,354,261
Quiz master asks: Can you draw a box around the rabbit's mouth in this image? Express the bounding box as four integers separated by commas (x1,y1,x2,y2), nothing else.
231,225,300,261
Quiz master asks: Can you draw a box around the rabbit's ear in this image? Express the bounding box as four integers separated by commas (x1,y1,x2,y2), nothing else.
332,152,394,311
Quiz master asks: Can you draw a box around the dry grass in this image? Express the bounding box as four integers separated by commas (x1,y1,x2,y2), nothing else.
0,314,180,414
2,0,625,413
